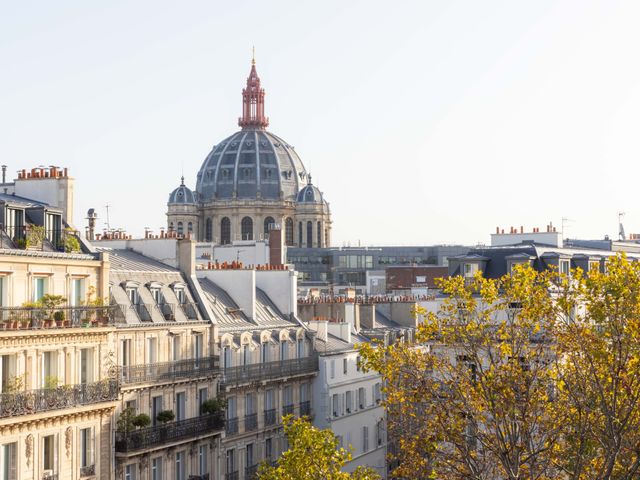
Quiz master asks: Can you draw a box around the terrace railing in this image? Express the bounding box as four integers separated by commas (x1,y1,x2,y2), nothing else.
120,356,219,385
220,355,318,388
0,306,116,330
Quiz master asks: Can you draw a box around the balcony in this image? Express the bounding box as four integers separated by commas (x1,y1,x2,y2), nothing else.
0,379,118,418
226,417,239,435
134,303,153,322
180,301,199,320
115,412,225,453
282,404,294,416
245,412,258,431
220,355,319,388
264,408,276,426
1,225,83,253
299,400,311,417
0,306,117,330
120,356,219,385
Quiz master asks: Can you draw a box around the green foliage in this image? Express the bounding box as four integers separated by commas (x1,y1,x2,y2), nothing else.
63,229,81,253
53,310,65,322
132,413,151,429
200,397,226,415
257,415,380,480
156,410,175,424
44,376,60,389
117,407,136,433
4,375,24,393
26,225,45,248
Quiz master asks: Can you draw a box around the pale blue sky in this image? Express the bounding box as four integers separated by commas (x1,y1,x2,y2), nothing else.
2,1,640,246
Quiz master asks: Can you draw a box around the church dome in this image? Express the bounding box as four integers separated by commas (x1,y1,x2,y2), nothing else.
195,58,310,203
296,176,324,203
195,130,308,202
168,178,197,204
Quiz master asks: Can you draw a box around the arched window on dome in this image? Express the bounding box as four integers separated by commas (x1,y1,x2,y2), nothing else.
205,218,212,242
169,222,174,232
285,218,294,246
264,217,275,240
221,217,231,245
306,221,313,248
317,221,322,247
241,217,253,241
298,222,303,247
188,222,193,236
177,222,184,236
325,228,329,247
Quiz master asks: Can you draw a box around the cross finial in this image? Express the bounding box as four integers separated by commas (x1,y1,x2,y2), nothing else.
252,46,255,65
180,175,184,186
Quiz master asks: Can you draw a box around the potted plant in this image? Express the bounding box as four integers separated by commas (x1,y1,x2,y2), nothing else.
5,374,24,393
200,397,226,416
44,376,60,390
132,413,151,429
156,410,175,440
53,310,65,327
63,229,81,253
26,225,45,250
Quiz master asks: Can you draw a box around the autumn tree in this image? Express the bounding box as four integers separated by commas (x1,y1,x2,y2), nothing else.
359,254,640,480
257,415,381,480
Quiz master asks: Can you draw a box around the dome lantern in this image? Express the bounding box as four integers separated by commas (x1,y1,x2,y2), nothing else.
238,55,269,130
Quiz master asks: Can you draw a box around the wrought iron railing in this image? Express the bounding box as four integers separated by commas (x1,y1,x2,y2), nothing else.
245,465,259,479
282,404,294,416
114,412,225,453
1,225,83,253
299,400,311,417
0,306,116,330
220,355,319,387
134,303,153,322
226,417,239,435
245,412,258,431
0,379,118,418
120,356,219,385
180,301,199,320
264,408,276,426
80,464,95,477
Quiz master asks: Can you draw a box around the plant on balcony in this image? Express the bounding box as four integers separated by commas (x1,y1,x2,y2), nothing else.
83,286,108,325
53,310,65,327
116,407,137,433
15,237,27,249
4,374,24,393
63,229,81,253
132,413,151,429
156,410,175,424
44,376,60,390
26,225,45,249
200,397,226,416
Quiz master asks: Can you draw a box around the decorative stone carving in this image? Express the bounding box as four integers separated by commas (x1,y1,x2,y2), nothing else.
65,426,73,457
25,434,33,467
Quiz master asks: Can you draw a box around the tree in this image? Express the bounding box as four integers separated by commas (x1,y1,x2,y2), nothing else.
358,254,640,480
257,415,381,480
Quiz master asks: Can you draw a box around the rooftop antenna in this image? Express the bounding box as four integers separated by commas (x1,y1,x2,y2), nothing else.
105,204,111,232
618,212,626,241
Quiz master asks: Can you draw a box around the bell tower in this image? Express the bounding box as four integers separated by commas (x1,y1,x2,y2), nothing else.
238,52,269,130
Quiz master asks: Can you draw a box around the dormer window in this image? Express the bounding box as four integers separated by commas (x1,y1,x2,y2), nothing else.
463,263,477,277
589,260,600,272
560,260,570,276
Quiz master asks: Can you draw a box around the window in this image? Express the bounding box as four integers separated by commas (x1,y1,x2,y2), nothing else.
298,222,303,247
79,348,94,384
0,355,17,393
226,449,235,476
33,277,47,302
222,346,232,369
221,217,231,245
358,387,366,409
187,222,193,234
306,221,313,248
42,434,56,475
147,338,157,364
177,222,183,236
280,341,288,361
343,358,348,375
265,389,274,411
70,278,83,306
346,390,352,413
329,360,335,379
246,443,254,469
317,221,322,247
241,216,253,241
205,218,212,242
0,442,17,480
356,355,361,372
261,342,270,363
80,427,94,470
374,383,382,404
285,218,294,246
199,445,208,475
296,338,305,358
42,351,58,388
363,426,369,452
283,386,293,408
121,339,131,368
264,217,275,239
241,345,250,366
124,464,137,480
463,263,478,277
198,388,209,410
376,420,384,446
332,394,339,417
227,396,237,420
152,396,162,426
245,393,255,415
193,334,203,359
151,457,162,480
173,335,181,361
175,451,185,480
126,288,138,305
560,260,570,276
176,392,186,421
265,438,273,460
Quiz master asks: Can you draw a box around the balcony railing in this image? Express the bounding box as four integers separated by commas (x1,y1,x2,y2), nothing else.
1,225,83,253
220,355,319,387
245,465,259,479
180,301,199,320
0,379,118,418
120,356,219,385
299,400,311,417
245,412,258,431
115,412,225,453
282,404,294,416
0,306,117,330
226,417,239,435
134,303,153,322
264,408,276,426
80,465,95,477
159,302,176,321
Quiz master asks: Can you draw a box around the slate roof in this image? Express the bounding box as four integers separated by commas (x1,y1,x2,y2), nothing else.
98,248,179,273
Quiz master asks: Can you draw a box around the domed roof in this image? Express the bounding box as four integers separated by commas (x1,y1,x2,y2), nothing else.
195,130,309,202
296,175,324,203
168,177,197,204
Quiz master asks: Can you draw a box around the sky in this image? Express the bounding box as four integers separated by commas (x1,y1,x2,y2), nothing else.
2,0,640,247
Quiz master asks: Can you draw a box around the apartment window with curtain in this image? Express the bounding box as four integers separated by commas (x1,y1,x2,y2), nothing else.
193,333,203,359
176,392,186,421
175,451,185,480
296,338,304,358
147,338,157,364
0,442,17,480
172,335,181,361
80,427,95,471
71,277,83,306
199,444,208,476
42,434,57,477
33,276,47,302
42,351,58,388
79,348,94,384
198,388,208,410
124,464,137,480
0,355,17,393
280,340,288,361
151,457,162,480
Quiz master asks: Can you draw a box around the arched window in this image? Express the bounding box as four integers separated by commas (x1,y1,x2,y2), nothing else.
325,228,329,247
264,217,275,239
306,221,313,248
298,222,303,247
177,222,184,236
169,222,174,232
188,222,193,234
241,217,253,241
205,218,212,242
317,221,322,247
285,218,294,246
221,217,231,245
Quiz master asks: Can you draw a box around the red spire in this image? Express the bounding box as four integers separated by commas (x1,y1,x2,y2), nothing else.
238,54,269,130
